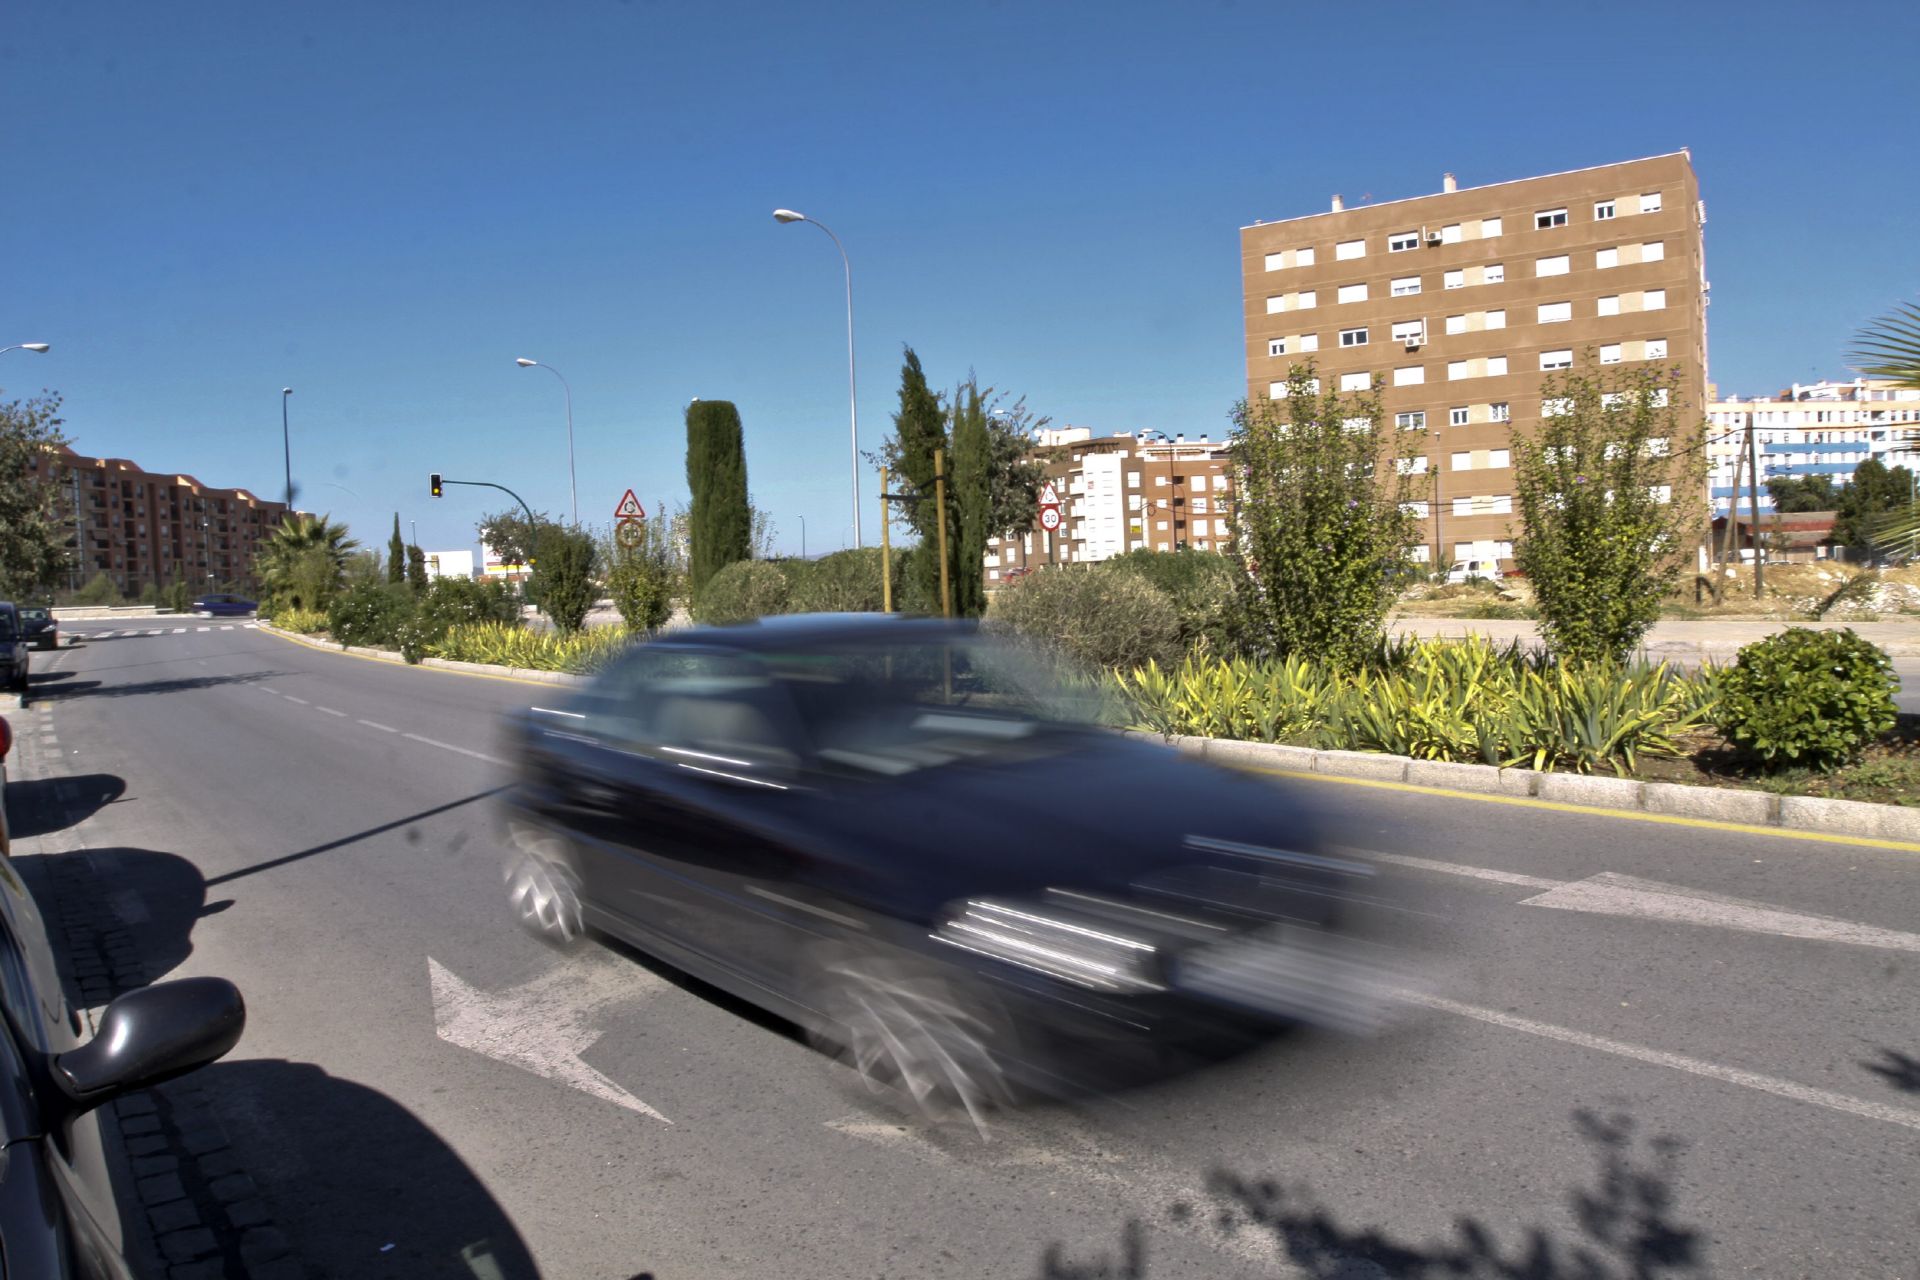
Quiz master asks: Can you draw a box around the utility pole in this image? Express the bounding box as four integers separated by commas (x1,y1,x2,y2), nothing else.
1431,463,1443,577
933,450,952,618
879,468,892,613
1745,418,1764,598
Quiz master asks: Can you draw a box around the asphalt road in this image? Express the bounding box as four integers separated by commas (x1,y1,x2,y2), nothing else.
11,620,1920,1279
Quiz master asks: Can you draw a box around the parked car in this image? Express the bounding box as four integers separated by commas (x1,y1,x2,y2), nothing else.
1445,559,1504,585
19,606,58,650
0,603,29,692
0,844,246,1277
1,714,12,857
190,594,256,618
499,615,1393,1125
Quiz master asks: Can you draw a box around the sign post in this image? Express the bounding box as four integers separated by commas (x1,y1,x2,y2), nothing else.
1037,481,1062,564
613,489,647,554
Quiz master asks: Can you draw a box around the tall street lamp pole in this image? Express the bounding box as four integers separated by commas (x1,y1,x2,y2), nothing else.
281,388,294,509
774,209,861,548
516,358,577,526
798,514,806,560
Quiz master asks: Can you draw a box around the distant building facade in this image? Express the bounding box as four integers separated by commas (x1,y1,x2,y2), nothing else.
1706,378,1920,517
24,445,298,595
424,549,476,580
986,427,1236,581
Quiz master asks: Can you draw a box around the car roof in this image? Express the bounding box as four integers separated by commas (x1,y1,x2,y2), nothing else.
651,612,974,653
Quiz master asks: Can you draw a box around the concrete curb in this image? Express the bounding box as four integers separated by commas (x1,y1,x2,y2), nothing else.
1146,732,1920,845
258,624,590,687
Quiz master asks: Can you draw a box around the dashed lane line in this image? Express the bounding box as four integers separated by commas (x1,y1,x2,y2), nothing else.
282,695,310,705
316,707,347,717
357,720,398,733
402,732,507,766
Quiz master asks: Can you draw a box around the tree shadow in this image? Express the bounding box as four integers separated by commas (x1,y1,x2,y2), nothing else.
12,846,213,1005
1040,1110,1706,1279
171,1059,544,1279
2,772,127,838
205,786,506,887
1861,1048,1920,1094
33,670,287,700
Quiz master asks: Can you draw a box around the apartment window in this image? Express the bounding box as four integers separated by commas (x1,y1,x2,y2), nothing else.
1395,410,1427,430
1335,238,1366,260
1268,382,1286,399
1481,217,1503,238
1594,199,1616,220
1647,438,1671,456
1599,343,1623,365
1642,241,1664,262
1192,497,1209,514
1538,301,1572,323
1485,308,1506,329
1445,314,1467,335
1542,397,1573,416
1449,406,1470,426
1339,371,1371,392
1127,473,1141,489
1156,476,1168,485
1266,296,1285,314
1447,360,1470,381
1388,230,1419,253
1650,388,1670,407
1490,496,1513,515
1391,275,1421,297
1403,501,1430,519
1644,289,1666,311
1298,290,1317,309
1391,320,1424,344
1396,456,1429,475
1297,247,1315,266
1452,496,1474,515
1155,521,1168,531
1597,295,1621,317
1341,416,1372,433
1441,223,1462,244
1601,392,1625,410
1393,366,1425,387
1490,403,1510,423
1339,326,1368,347
1534,208,1568,229
1540,349,1573,371
1264,252,1287,272
1337,283,1368,304
1640,192,1662,213
1298,333,1319,352
1267,337,1287,357
1597,246,1619,269
1451,452,1472,471
1645,338,1668,359
1488,448,1511,468
1536,255,1569,277
1483,263,1505,284
1649,485,1673,503
1486,356,1508,376
1214,519,1230,537
1444,269,1465,290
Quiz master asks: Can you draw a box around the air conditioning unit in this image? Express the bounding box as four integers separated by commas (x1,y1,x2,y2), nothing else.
1405,337,1425,350
1424,227,1443,245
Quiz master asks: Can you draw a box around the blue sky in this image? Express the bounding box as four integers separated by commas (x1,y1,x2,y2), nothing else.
3,0,1917,557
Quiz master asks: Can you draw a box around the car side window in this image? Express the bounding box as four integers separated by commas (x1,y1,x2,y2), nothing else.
580,648,805,775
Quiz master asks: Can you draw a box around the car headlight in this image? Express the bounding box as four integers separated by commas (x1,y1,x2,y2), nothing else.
934,899,1165,993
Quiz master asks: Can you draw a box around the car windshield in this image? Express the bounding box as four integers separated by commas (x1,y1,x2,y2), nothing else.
20,609,48,622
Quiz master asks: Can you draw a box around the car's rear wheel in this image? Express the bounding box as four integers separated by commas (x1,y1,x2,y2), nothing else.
808,945,1016,1137
503,830,585,948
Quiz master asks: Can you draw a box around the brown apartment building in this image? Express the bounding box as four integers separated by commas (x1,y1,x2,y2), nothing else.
1241,152,1708,568
24,445,298,596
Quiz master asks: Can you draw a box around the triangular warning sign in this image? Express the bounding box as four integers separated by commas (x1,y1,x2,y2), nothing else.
614,489,646,520
1038,482,1061,507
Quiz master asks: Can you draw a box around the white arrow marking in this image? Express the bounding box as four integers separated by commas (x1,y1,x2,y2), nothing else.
1517,872,1920,952
427,955,672,1123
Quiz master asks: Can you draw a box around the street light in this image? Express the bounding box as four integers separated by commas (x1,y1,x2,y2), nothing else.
0,343,51,356
797,513,806,560
516,358,578,526
774,208,861,547
281,388,294,509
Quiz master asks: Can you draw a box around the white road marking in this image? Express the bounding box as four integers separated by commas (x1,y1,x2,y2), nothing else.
282,695,310,705
1415,993,1920,1133
358,719,398,733
95,630,116,638
402,732,507,765
220,625,234,630
1520,872,1920,953
316,707,347,717
1366,850,1559,889
146,628,163,636
172,628,186,634
196,626,211,632
245,622,259,628
428,956,671,1122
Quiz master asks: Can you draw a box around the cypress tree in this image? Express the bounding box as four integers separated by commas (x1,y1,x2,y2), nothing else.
951,379,990,617
387,514,405,584
892,349,948,610
685,400,751,597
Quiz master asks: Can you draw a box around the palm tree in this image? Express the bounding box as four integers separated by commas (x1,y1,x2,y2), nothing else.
254,514,359,612
1847,302,1920,560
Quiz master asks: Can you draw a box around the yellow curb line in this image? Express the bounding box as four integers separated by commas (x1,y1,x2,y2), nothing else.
256,624,568,691
1235,765,1920,856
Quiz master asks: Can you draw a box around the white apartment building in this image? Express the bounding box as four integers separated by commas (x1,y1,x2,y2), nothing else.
1708,378,1920,516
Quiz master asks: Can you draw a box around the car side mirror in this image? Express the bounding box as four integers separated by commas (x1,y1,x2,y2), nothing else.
54,977,245,1111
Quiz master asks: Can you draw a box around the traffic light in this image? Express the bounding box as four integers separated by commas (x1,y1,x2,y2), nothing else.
429,473,442,498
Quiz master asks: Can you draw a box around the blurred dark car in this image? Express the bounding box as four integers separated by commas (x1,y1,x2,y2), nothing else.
0,844,246,1276
500,615,1389,1124
190,594,255,618
19,607,58,650
0,604,29,692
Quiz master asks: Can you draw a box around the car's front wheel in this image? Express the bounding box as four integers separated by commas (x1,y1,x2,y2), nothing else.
503,829,586,948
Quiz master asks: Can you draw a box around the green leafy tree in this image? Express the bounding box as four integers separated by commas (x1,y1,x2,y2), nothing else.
1230,364,1416,666
0,390,71,599
885,348,950,610
685,400,751,596
1511,366,1706,665
1833,458,1915,551
951,380,991,617
254,514,359,614
388,514,406,584
534,524,597,635
1765,474,1837,514
600,505,681,633
407,544,428,595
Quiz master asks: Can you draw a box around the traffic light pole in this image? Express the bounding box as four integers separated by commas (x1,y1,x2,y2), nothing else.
431,476,540,563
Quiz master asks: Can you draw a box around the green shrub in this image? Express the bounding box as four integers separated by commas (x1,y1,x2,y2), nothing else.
327,582,416,648
790,548,886,614
889,545,941,616
74,572,123,607
431,621,632,674
394,577,519,662
1102,549,1249,657
1714,627,1897,769
990,565,1183,672
274,607,329,635
694,559,794,624
534,525,598,635
1457,600,1535,620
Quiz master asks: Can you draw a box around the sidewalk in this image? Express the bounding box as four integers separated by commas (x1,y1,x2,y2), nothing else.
1388,617,1920,658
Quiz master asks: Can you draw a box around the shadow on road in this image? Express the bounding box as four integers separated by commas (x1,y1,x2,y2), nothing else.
193,1058,542,1279
32,670,288,701
2,772,127,838
1863,1048,1920,1094
1038,1110,1705,1279
13,845,213,1005
206,786,507,887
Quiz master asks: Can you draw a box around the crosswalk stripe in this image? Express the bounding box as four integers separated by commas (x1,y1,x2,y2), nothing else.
220,625,234,631
196,626,211,632
95,630,116,638
171,628,186,634
146,628,163,635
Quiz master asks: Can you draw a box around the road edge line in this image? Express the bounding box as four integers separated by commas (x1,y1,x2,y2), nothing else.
255,623,590,691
